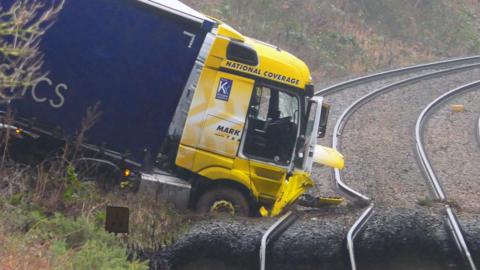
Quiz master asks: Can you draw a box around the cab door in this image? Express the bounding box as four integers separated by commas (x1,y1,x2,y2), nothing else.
197,71,254,158
178,68,254,171
241,84,300,201
302,96,323,173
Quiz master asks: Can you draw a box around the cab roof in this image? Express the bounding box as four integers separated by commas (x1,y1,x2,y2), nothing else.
216,23,312,89
247,37,312,88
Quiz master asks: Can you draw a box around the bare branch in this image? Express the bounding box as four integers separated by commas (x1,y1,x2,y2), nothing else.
74,102,103,154
0,0,64,102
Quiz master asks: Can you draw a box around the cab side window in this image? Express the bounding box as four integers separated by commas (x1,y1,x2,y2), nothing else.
243,85,299,164
253,86,271,121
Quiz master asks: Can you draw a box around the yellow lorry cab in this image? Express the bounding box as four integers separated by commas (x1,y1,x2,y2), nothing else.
7,0,343,217
174,22,344,216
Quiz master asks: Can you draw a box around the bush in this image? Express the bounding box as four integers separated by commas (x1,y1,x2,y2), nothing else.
1,208,149,270
105,193,190,251
34,213,118,249
184,0,480,81
0,159,188,255
0,200,46,232
70,240,148,270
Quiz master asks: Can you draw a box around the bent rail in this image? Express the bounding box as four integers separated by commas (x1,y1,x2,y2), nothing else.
332,62,480,202
328,63,480,270
259,211,298,270
415,80,480,270
345,204,374,270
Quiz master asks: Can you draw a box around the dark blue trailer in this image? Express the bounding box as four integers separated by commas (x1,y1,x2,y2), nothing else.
8,0,216,168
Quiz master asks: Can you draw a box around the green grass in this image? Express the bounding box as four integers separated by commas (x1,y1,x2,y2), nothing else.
0,196,148,269
417,197,434,207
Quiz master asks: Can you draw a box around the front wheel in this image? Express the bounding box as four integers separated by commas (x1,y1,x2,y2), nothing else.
196,186,250,216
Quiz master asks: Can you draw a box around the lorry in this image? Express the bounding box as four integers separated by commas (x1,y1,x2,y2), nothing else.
4,0,345,216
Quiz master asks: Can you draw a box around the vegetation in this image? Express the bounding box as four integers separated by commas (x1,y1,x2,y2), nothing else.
185,0,480,82
0,160,190,269
417,197,434,207
0,199,149,269
0,3,188,269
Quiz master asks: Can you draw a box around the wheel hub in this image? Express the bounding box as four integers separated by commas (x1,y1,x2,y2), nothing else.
210,200,235,215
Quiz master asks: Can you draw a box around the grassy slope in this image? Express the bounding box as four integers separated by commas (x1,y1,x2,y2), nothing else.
0,163,188,269
184,0,480,83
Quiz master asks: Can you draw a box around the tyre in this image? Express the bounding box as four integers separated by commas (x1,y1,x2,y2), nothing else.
196,186,250,216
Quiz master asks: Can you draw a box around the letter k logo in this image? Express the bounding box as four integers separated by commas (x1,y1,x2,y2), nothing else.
216,78,233,101
219,80,230,94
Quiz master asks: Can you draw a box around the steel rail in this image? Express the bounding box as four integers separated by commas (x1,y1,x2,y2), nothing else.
415,81,480,270
332,62,480,202
476,114,480,148
259,211,298,270
328,63,480,270
316,55,480,96
345,203,374,270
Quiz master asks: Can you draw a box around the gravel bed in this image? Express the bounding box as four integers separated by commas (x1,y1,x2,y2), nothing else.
318,69,440,144
146,208,476,270
424,89,480,213
340,68,480,208
477,114,480,147
311,68,457,198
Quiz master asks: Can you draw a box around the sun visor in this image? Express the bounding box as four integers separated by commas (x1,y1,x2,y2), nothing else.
137,0,216,31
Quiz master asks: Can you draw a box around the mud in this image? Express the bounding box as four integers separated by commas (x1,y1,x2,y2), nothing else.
145,207,480,270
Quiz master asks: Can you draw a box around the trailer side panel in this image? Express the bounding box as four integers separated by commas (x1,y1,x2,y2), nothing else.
11,0,212,164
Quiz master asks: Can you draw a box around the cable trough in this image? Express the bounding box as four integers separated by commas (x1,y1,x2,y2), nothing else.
415,80,480,270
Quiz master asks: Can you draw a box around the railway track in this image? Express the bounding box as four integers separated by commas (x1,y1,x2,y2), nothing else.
421,87,480,214
312,56,480,199
329,60,480,270
333,63,480,202
416,81,480,270
259,211,298,270
259,56,480,270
